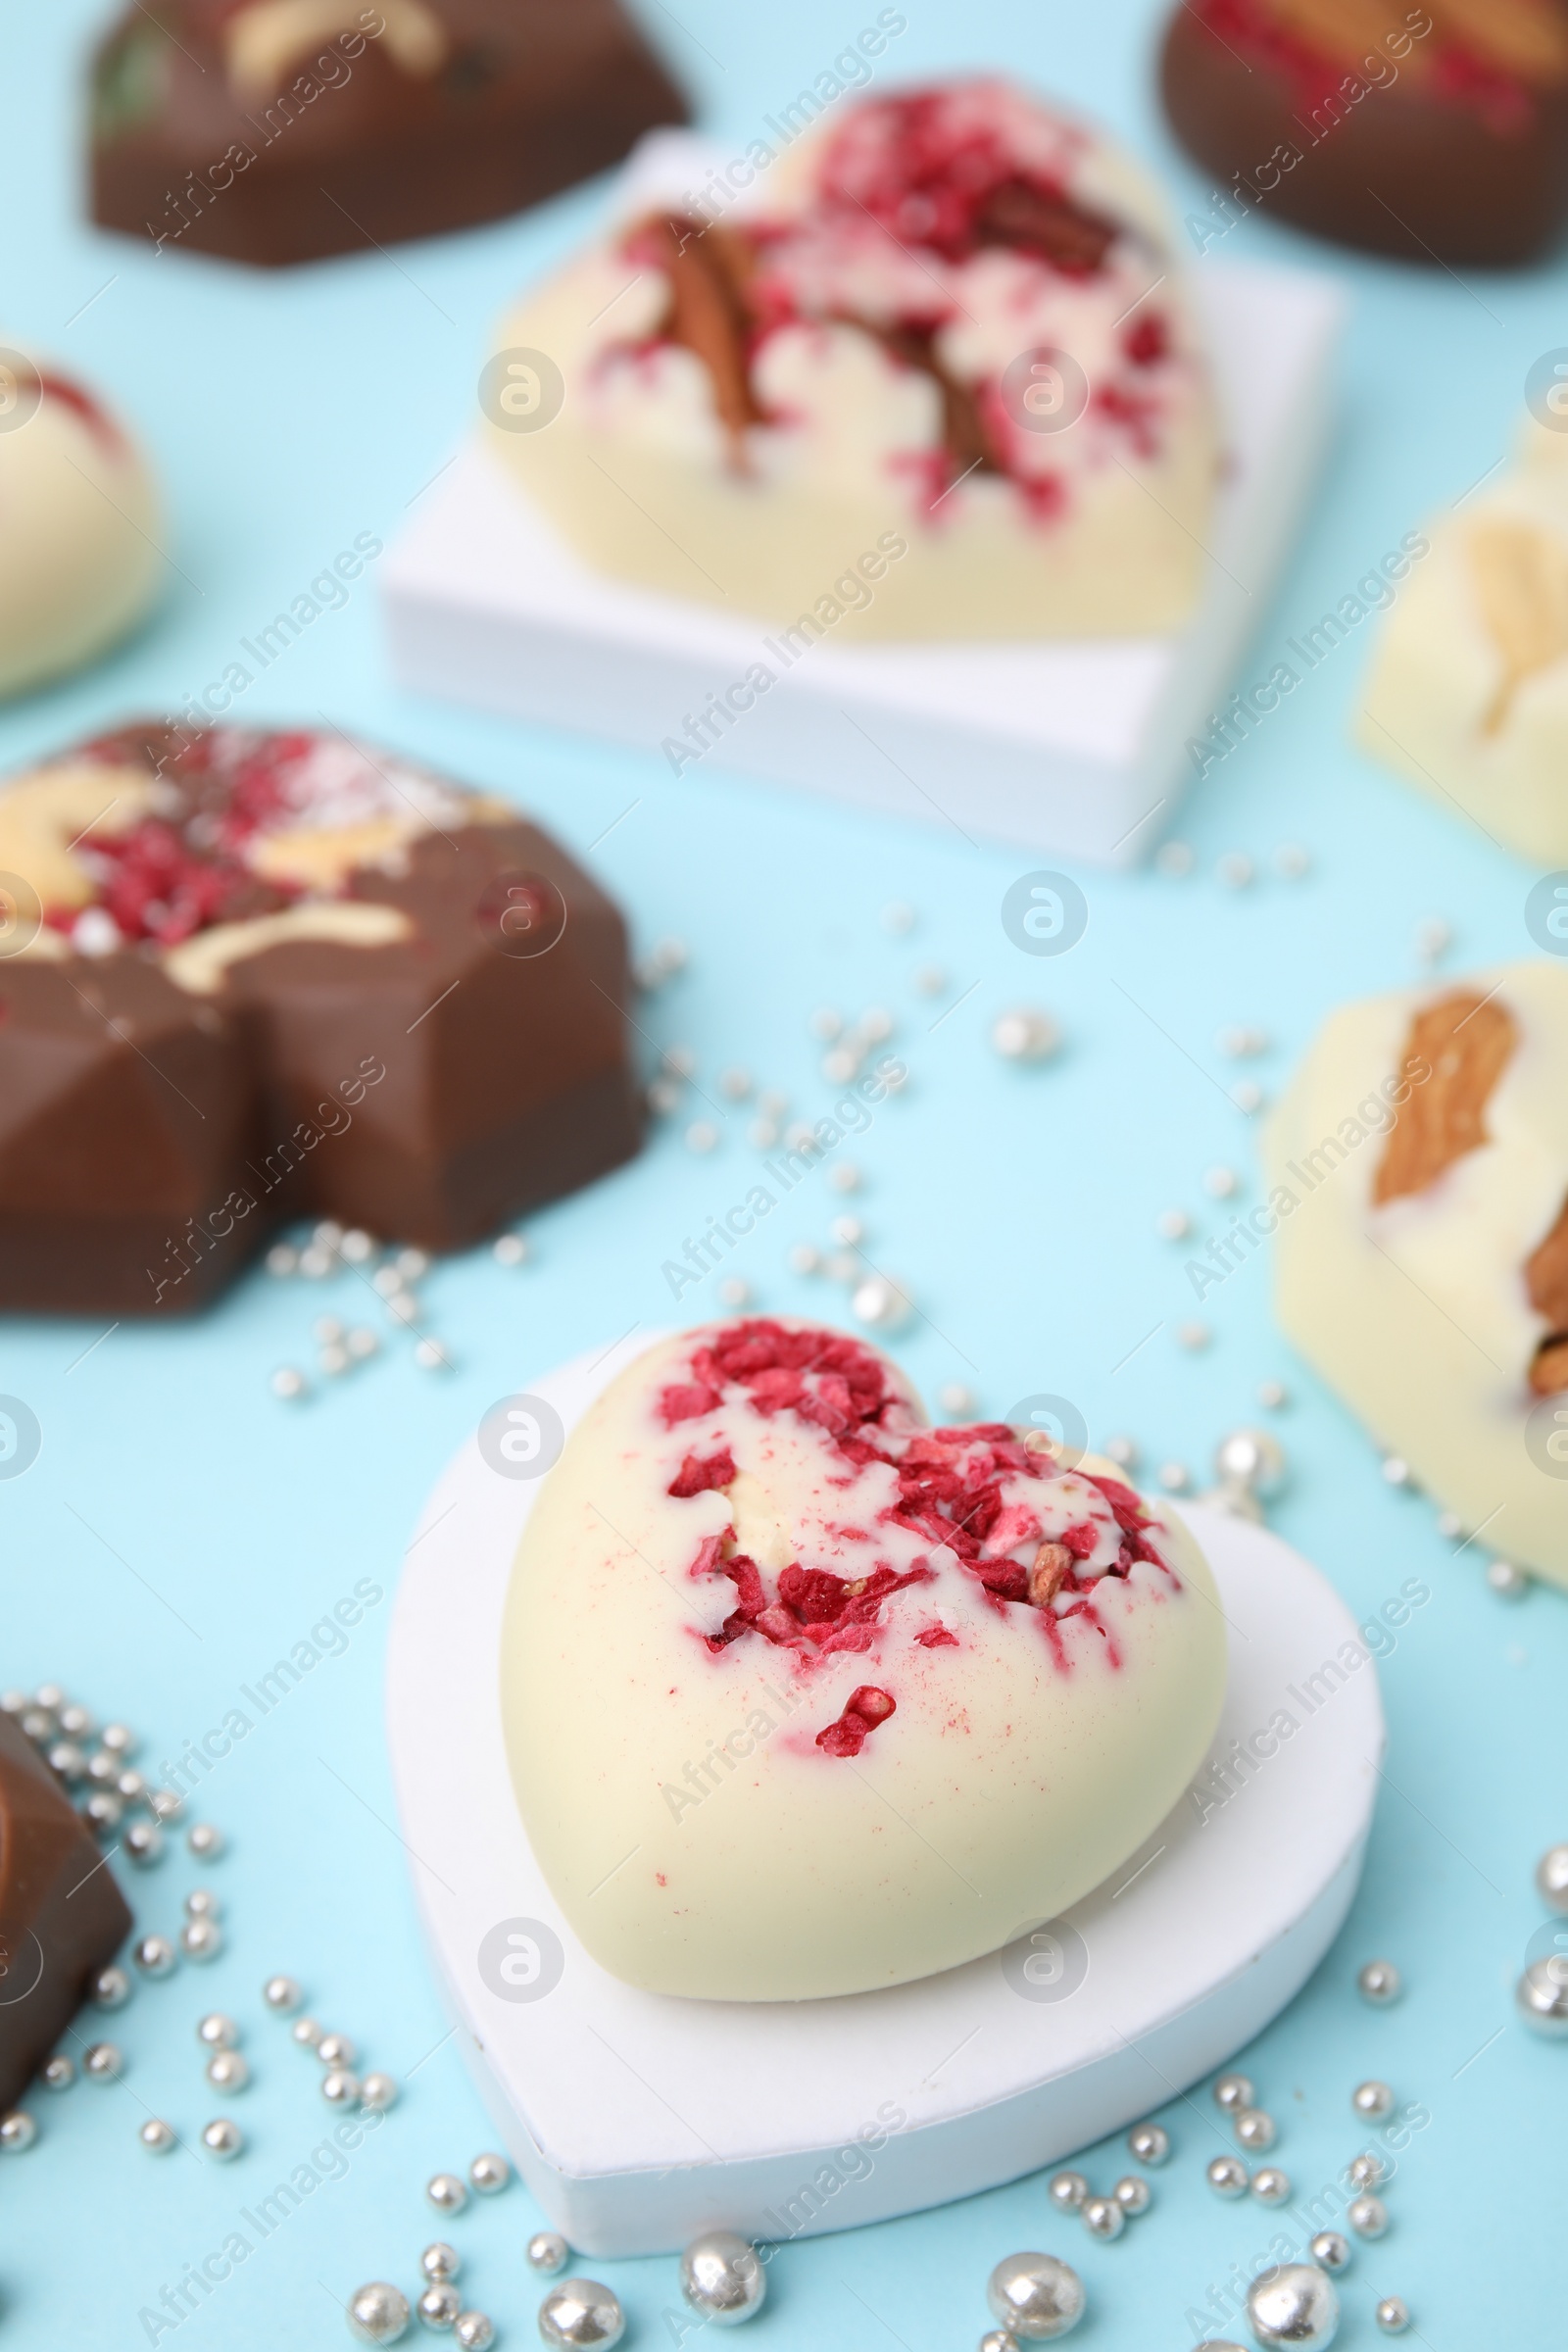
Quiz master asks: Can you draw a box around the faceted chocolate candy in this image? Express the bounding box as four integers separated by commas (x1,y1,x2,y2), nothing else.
1265,963,1568,1587
0,1710,132,2114
1357,411,1568,867
89,0,688,268
0,348,161,702
489,77,1220,640
0,723,641,1314
1160,0,1568,269
502,1319,1227,1999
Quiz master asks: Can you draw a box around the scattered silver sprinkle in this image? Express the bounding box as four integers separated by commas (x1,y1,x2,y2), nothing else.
270,1367,308,1402
492,1234,528,1267
1155,1207,1191,1241
685,1121,719,1154
1217,852,1255,888
1202,1165,1240,1199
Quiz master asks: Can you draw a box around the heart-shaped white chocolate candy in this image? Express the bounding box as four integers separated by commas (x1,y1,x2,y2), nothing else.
502,1319,1226,2001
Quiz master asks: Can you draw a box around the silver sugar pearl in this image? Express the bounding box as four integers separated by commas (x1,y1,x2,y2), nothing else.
292,2016,324,2050
348,2282,412,2345
528,2232,570,2276
140,2118,176,2154
117,1768,147,1804
1083,2191,1127,2240
1213,1429,1286,1496
416,2283,462,2331
1486,1557,1530,1600
427,2172,468,2214
1537,1844,1568,1915
1348,2193,1390,2238
469,2150,511,2195
93,1964,132,2008
47,1741,87,1783
1357,1959,1402,2005
180,1917,223,1963
1310,2231,1350,2274
123,1819,165,1867
19,1709,55,1744
679,2229,767,2324
187,1822,224,1860
184,1886,222,1922
41,2054,75,2091
1523,1956,1568,2032
83,1790,122,1834
1127,2121,1168,2166
84,2041,122,2082
147,1788,184,1822
0,2110,37,2152
1047,2170,1089,2212
198,2012,239,2049
1352,2080,1394,2120
538,2279,625,2350
207,2050,250,2093
979,2335,1018,2352
1111,2175,1151,2216
1376,2298,1410,2334
1206,2155,1249,2199
1348,2153,1385,2190
56,1702,94,1739
264,1973,303,2012
361,2071,398,2112
317,2031,357,2068
1250,2167,1292,2206
1247,2265,1339,2351
100,1721,137,1757
201,2117,244,2162
454,2317,494,2352
421,2245,462,2282
991,1007,1061,1063
1234,2106,1276,2152
985,2251,1085,2338
1213,2072,1253,2111
321,2068,362,2106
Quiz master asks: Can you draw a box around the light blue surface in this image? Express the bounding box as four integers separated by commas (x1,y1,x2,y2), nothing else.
2,2,1563,2345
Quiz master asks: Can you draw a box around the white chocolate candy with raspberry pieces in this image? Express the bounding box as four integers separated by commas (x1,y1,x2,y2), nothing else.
487,79,1219,642
502,1319,1226,2001
1265,960,1568,1588
0,347,162,701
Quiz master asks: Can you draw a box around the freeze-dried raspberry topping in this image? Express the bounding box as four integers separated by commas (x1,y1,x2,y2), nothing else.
659,1321,1182,1749
25,722,478,950
812,84,1116,270
610,80,1190,504
815,1686,897,1757
658,1318,909,1465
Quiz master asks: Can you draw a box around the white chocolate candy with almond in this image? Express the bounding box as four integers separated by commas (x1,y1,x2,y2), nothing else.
488,80,1219,641
1265,960,1568,1587
0,349,161,702
501,1319,1227,2001
1357,414,1568,865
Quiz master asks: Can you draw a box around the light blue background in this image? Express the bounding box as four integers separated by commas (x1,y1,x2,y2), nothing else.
2,2,1563,2344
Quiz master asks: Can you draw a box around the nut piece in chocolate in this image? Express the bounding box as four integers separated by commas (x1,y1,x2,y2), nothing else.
1160,0,1568,269
89,0,689,268
0,723,642,1316
1266,960,1568,1589
0,1711,132,2115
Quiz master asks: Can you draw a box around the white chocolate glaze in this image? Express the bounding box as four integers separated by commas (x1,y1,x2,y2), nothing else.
161,900,411,994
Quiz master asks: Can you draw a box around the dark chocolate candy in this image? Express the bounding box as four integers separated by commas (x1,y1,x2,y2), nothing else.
89,0,688,267
1159,0,1568,268
0,1712,131,2115
0,724,643,1316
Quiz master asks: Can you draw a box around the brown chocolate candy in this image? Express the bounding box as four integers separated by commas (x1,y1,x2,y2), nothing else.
1159,0,1568,268
90,0,688,268
0,1712,131,2115
0,726,643,1316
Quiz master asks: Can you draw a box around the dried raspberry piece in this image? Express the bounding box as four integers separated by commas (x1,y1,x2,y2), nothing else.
667,1447,736,1497
815,1685,896,1758
659,1380,720,1427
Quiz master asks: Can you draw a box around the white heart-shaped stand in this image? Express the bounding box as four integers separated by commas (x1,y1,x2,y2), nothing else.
387,1336,1384,2257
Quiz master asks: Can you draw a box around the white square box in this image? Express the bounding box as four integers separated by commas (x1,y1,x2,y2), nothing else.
385,203,1342,866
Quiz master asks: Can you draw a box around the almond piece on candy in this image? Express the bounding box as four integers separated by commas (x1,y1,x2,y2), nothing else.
1373,989,1518,1204
501,1317,1226,2002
